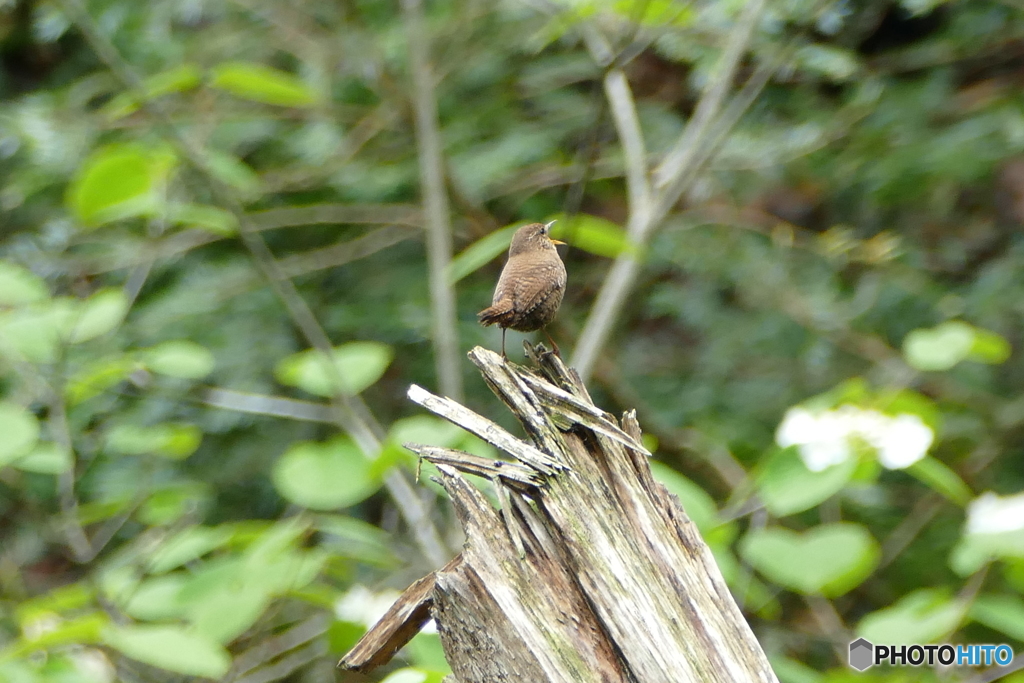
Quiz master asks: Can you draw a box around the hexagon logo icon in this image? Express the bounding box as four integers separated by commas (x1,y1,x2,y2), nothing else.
849,638,874,671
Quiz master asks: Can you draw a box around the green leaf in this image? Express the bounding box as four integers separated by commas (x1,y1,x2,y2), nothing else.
77,497,131,525
0,402,39,468
242,517,309,563
138,482,213,526
142,340,215,379
740,523,880,596
204,150,262,199
102,64,203,120
68,288,128,343
167,203,238,236
122,574,188,621
66,355,138,404
15,442,72,474
447,225,517,284
67,144,176,227
103,624,231,678
315,514,396,565
275,342,393,397
871,387,942,432
186,579,270,644
794,44,860,81
969,593,1024,641
210,62,319,107
18,613,109,650
612,0,692,26
0,261,49,306
905,457,972,506
951,530,1024,576
757,447,856,517
16,582,96,622
857,588,963,644
649,462,720,532
806,376,871,411
769,656,824,683
0,298,77,363
147,526,233,574
903,321,976,371
141,63,203,95
549,214,637,258
968,328,1012,364
388,415,465,453
273,437,380,510
105,423,202,459
406,632,452,674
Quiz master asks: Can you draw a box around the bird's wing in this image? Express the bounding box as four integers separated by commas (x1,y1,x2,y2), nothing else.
477,261,518,324
512,260,566,315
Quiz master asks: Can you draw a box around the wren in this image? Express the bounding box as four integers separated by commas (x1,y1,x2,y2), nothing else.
478,221,566,358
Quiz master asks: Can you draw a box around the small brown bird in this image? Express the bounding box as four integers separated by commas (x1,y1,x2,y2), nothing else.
478,221,566,358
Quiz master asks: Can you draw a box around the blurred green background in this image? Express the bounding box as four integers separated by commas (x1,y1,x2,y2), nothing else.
1,0,1024,681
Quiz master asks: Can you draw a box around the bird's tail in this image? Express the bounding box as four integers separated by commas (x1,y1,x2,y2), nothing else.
478,301,513,327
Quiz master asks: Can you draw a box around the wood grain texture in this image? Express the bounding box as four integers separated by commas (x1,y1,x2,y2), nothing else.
340,344,778,683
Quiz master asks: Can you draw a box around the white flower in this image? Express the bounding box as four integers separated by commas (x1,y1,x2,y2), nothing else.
776,405,934,472
776,406,854,471
776,407,821,448
966,491,1024,535
873,414,934,469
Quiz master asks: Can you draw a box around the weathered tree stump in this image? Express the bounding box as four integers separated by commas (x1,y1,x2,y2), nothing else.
341,344,778,682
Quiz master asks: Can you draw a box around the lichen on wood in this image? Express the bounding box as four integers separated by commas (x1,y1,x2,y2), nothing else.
340,344,778,683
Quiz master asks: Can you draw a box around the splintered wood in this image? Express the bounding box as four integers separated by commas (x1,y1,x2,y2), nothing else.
340,344,778,683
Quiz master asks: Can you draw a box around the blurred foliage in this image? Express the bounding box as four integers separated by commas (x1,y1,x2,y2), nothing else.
1,0,1024,681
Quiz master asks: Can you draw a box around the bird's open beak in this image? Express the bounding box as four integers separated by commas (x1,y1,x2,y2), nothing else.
545,220,565,245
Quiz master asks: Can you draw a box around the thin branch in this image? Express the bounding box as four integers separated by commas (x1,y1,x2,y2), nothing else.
227,614,329,683
603,68,651,218
403,0,464,402
571,0,768,380
59,0,450,568
804,595,850,663
652,0,767,190
277,225,416,278
878,493,944,569
653,38,789,221
201,387,335,423
49,389,92,562
246,203,423,230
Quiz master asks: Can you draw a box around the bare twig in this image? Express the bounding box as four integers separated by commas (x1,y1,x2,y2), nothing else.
878,493,945,569
59,0,450,568
227,614,329,683
571,0,769,380
603,68,651,218
653,0,767,190
277,225,416,278
246,203,423,230
804,595,850,663
48,388,92,562
403,0,464,402
200,387,335,423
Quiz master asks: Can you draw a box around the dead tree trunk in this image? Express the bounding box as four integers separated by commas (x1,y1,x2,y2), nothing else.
341,345,778,683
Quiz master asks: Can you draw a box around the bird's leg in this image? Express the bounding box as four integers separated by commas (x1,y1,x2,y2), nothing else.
542,328,561,356
501,328,507,360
